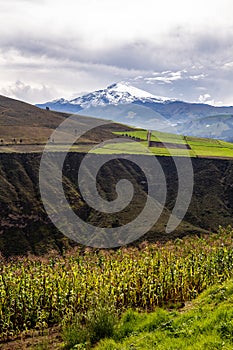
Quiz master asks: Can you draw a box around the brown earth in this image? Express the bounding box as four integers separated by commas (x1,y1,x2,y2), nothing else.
0,327,62,350
148,140,191,149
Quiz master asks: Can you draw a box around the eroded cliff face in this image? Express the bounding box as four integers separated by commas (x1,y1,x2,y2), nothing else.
0,152,233,257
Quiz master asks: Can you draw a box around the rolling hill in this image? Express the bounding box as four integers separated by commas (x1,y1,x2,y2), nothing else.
0,94,132,149
0,94,66,144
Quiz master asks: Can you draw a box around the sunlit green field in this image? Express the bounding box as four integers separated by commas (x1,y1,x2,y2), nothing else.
92,141,196,157
104,130,233,158
114,130,186,144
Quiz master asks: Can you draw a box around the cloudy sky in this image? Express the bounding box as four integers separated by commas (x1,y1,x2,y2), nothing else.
0,0,233,105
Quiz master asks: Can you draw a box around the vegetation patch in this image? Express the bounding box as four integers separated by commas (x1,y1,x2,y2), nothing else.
1,226,233,345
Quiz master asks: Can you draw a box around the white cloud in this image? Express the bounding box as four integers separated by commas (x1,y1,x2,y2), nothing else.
0,81,58,104
223,61,233,69
1,0,232,46
144,70,186,84
189,74,206,81
196,86,207,91
198,94,212,103
197,93,223,106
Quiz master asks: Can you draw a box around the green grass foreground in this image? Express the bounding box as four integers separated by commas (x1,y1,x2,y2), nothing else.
1,226,233,344
93,279,233,349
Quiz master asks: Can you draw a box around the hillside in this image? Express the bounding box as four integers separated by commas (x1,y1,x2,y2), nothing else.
0,94,233,256
1,153,233,256
0,94,66,144
0,94,132,150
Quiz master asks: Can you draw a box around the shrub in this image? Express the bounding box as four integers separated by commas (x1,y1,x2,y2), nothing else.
62,303,118,349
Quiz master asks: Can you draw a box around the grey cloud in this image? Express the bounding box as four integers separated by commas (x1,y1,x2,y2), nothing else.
0,18,233,105
195,33,233,55
1,23,233,76
1,26,232,70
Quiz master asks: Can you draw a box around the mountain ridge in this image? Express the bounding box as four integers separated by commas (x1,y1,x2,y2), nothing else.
36,82,233,141
37,81,175,109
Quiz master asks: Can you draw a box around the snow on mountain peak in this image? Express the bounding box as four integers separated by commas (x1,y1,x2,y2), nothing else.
106,81,157,99
69,81,170,108
51,97,69,104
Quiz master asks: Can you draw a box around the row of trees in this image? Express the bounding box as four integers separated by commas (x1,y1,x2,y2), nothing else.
0,139,23,145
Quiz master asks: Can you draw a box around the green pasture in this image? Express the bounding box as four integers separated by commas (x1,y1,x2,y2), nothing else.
111,130,233,158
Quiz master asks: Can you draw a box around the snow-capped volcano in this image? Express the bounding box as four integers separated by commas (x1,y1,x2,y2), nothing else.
38,81,171,110
67,82,170,108
36,82,233,142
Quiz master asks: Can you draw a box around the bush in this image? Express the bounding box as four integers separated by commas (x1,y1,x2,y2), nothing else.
88,305,117,343
63,303,118,349
63,316,90,349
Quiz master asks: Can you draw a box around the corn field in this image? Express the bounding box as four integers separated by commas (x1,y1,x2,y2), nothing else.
1,227,233,340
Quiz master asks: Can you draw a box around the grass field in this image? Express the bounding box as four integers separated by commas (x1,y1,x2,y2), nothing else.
92,140,196,157
116,130,187,144
105,130,233,158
